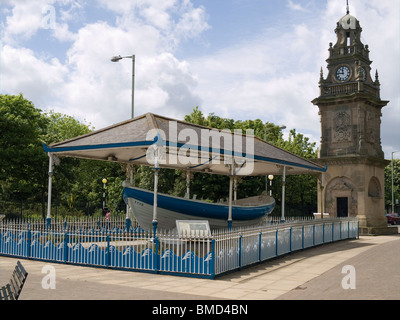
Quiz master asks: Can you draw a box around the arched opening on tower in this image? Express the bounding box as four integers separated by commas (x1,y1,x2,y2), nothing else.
368,177,382,198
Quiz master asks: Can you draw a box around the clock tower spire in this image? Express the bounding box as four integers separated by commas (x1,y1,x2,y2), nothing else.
312,8,394,235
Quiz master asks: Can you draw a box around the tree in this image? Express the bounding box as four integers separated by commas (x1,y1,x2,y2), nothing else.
43,113,126,216
0,94,126,218
0,94,48,204
385,159,400,212
43,110,94,144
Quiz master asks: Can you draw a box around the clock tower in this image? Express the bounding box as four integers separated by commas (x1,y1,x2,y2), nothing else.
312,6,394,234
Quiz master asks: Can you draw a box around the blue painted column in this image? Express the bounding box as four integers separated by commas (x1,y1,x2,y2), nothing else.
106,235,110,268
152,152,160,273
27,228,32,258
238,235,242,269
210,239,216,279
46,153,54,230
125,165,133,232
228,171,233,230
227,167,234,230
152,162,159,235
281,166,286,223
64,232,69,263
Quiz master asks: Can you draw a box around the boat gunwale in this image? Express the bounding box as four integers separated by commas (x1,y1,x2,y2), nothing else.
122,185,275,209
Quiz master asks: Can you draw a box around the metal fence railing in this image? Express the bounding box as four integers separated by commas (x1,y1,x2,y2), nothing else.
213,218,359,276
0,217,358,279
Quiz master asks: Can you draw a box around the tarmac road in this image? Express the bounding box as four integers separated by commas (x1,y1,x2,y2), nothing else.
1,233,399,301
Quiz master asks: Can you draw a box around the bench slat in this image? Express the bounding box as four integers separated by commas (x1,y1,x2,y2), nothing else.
6,284,15,300
0,261,28,300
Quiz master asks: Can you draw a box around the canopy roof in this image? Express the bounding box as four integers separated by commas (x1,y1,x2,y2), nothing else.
44,113,326,176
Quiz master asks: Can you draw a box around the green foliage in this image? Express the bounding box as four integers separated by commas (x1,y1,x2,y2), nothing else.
0,94,125,218
385,159,400,211
0,94,48,202
43,110,93,144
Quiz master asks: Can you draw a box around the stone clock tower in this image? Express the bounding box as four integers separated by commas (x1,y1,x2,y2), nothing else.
312,7,393,234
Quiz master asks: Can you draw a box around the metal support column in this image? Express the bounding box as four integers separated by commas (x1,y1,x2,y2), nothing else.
46,153,54,230
281,166,286,223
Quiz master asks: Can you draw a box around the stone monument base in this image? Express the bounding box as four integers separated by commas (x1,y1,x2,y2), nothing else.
359,226,399,236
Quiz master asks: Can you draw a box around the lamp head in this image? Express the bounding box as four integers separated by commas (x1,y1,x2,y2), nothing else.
111,55,122,62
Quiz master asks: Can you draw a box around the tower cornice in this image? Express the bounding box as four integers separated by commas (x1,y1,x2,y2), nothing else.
312,91,389,108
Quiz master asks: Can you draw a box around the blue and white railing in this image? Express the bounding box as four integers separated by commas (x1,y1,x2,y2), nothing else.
0,217,358,279
213,218,359,276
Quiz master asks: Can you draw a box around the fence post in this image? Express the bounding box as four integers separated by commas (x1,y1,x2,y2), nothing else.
357,220,359,239
106,234,110,268
313,224,315,246
27,228,32,258
238,235,242,269
154,233,159,273
64,232,69,263
347,220,350,239
210,239,215,279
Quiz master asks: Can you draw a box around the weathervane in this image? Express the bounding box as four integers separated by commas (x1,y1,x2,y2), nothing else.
346,0,350,14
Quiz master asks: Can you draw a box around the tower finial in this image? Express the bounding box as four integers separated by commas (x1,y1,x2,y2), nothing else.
346,0,350,14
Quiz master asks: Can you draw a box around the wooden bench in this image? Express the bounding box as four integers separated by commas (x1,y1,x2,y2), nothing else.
0,261,28,300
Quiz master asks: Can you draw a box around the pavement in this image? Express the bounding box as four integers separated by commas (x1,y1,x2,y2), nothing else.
1,231,399,301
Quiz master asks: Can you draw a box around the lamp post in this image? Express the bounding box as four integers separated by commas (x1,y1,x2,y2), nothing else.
102,178,107,209
268,175,274,196
111,54,136,230
264,125,285,195
392,151,400,213
111,54,135,119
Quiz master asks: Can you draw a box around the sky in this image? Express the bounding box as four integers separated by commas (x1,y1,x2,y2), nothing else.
1,0,399,159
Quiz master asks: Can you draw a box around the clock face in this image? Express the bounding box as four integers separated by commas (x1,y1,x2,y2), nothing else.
336,66,351,81
361,67,367,81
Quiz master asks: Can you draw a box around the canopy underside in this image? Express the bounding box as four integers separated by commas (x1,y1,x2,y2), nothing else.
44,113,326,176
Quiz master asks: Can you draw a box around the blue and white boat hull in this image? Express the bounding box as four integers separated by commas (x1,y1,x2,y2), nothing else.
123,185,275,230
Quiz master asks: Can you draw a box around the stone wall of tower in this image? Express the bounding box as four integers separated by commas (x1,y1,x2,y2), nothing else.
311,10,395,235
318,99,384,159
314,156,390,234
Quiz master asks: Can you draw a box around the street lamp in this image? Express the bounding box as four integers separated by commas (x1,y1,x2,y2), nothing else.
264,125,286,193
102,178,107,209
111,54,135,119
268,175,274,196
392,151,400,213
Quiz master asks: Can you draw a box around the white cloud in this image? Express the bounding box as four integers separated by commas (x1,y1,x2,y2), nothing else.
1,0,209,128
2,0,50,42
189,0,399,157
287,0,307,12
0,44,68,107
0,0,398,158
